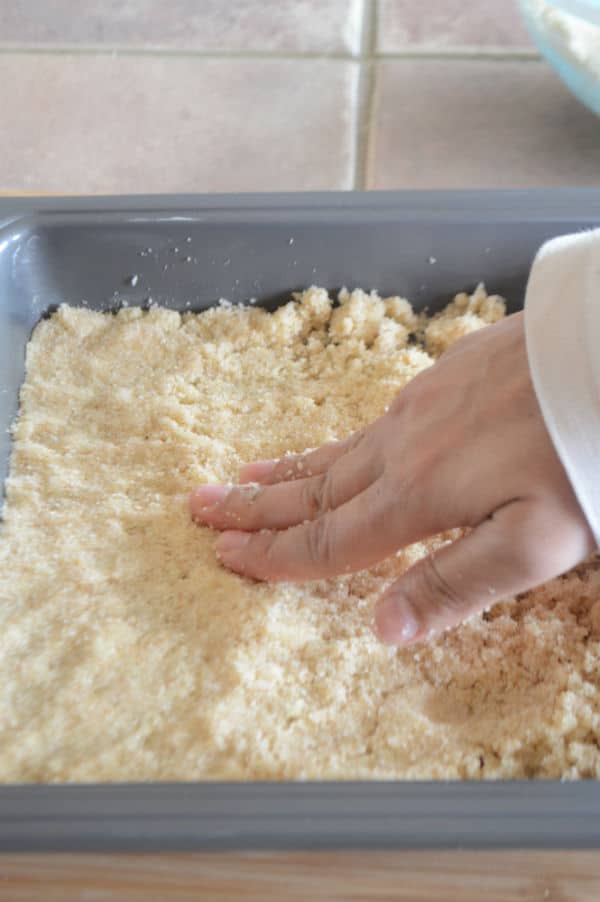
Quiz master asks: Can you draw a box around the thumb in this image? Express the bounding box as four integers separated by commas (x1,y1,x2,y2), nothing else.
374,500,581,646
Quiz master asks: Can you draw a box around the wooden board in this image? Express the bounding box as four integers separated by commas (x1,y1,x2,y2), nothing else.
2,851,600,901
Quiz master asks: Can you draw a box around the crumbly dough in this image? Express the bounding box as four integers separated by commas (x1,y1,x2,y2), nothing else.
2,284,600,783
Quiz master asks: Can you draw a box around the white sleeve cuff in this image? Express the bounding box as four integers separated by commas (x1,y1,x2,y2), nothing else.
524,228,600,547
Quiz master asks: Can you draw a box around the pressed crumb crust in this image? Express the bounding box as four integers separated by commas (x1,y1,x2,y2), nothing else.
1,285,600,782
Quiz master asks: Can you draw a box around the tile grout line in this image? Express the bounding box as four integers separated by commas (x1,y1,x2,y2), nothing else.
0,43,540,62
350,0,372,190
374,47,540,60
352,0,378,190
362,0,380,191
0,44,354,61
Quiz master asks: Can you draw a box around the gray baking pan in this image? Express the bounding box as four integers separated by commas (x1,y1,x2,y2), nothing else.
1,189,600,851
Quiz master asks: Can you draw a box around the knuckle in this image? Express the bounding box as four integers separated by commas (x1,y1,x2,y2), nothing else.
388,455,430,506
256,529,300,581
320,470,339,511
301,472,337,518
389,459,420,498
418,555,465,615
260,532,284,577
304,517,336,567
300,476,324,517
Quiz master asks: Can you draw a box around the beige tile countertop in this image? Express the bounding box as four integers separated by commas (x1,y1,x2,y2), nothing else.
1,0,599,193
2,3,600,900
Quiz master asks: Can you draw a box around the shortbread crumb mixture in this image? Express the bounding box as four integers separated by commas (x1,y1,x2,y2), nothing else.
2,284,600,782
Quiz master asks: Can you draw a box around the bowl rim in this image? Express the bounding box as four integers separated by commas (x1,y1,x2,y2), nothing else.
537,0,600,26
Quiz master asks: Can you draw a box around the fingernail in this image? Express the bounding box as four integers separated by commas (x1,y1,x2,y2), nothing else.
374,595,420,646
238,460,277,483
189,484,229,518
216,530,251,558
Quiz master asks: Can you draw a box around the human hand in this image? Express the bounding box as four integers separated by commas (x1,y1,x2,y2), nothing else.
190,312,595,645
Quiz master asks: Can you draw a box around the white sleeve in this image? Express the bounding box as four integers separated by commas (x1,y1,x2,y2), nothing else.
524,229,600,547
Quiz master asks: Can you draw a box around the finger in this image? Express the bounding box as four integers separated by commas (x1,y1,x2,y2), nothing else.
215,477,402,581
238,430,365,485
374,499,587,646
190,442,380,532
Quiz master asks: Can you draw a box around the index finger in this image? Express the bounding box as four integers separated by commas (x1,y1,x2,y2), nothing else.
215,478,400,581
